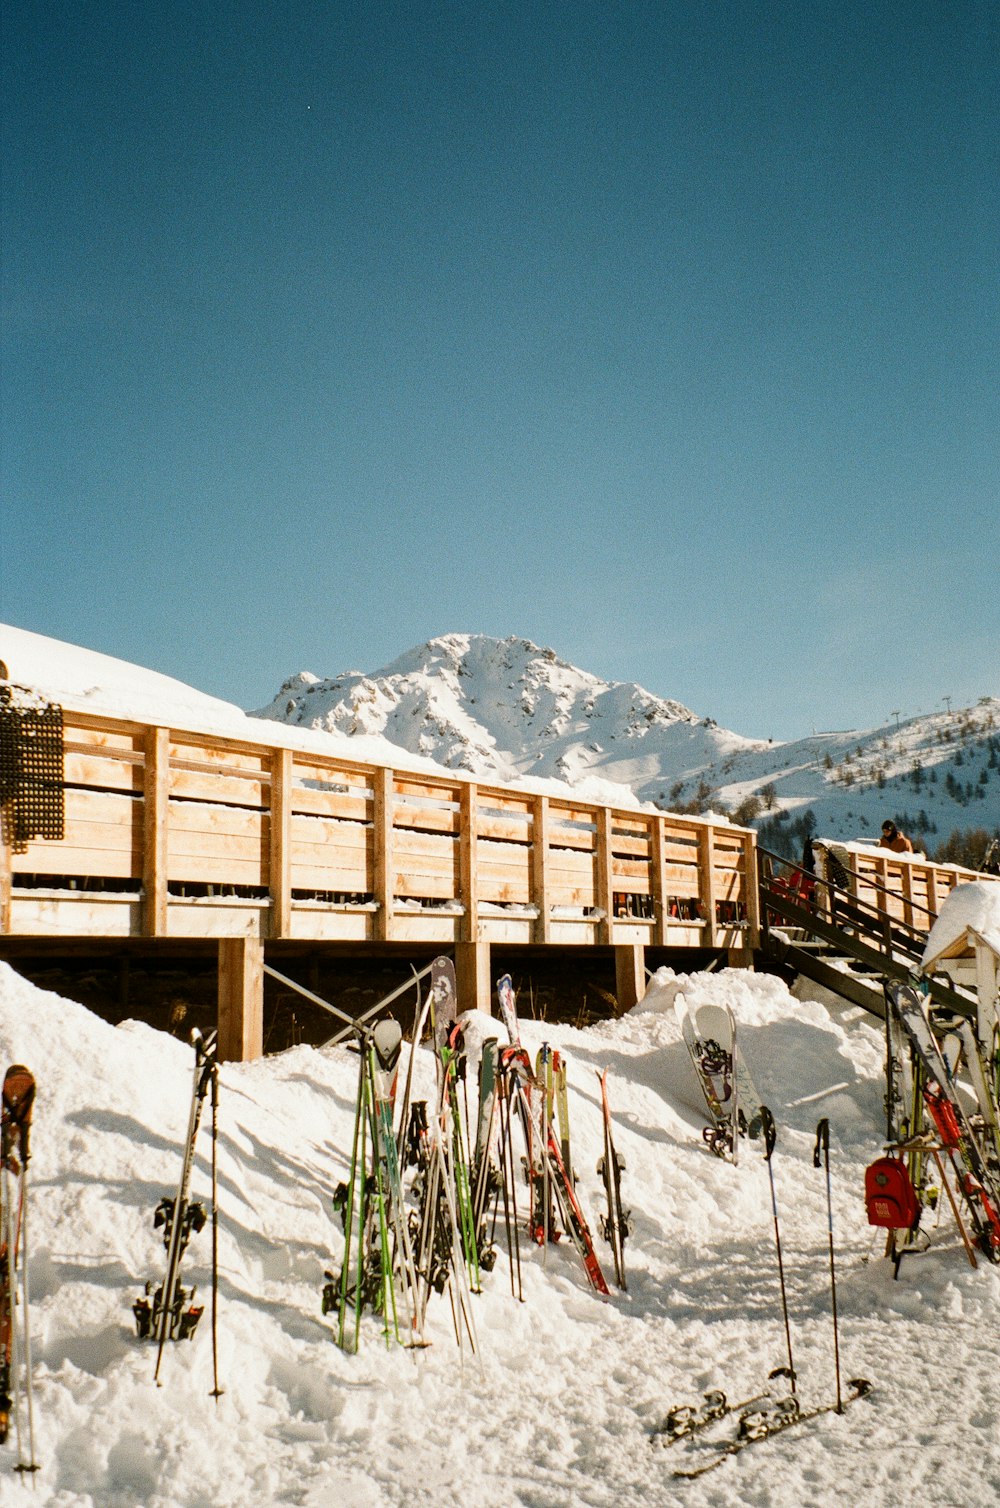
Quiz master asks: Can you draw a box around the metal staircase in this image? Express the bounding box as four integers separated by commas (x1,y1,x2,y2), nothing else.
756,846,975,1021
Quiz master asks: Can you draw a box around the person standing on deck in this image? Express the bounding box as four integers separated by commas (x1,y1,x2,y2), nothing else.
879,820,913,853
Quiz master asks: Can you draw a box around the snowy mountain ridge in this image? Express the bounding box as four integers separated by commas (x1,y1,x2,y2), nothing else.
253,632,1000,852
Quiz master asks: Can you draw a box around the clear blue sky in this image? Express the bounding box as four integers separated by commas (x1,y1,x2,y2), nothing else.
3,1,998,740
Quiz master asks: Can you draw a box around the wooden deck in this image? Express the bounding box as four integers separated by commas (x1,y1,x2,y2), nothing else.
0,709,759,951
1,704,988,1058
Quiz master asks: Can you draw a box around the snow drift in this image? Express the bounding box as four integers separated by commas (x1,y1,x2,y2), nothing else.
2,963,999,1506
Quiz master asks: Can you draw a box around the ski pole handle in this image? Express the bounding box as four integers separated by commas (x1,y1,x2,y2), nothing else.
813,1118,830,1168
760,1105,776,1161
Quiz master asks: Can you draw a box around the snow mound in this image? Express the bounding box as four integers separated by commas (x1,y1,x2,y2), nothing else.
3,962,1000,1504
922,880,1000,963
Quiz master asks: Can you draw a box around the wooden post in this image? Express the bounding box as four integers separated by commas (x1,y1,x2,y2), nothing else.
218,936,264,1061
615,944,646,1013
742,831,761,951
143,726,169,937
926,865,938,919
901,860,914,932
269,747,292,938
699,824,719,947
459,782,478,943
651,816,668,947
455,939,491,1014
596,807,614,945
373,766,395,942
532,794,551,944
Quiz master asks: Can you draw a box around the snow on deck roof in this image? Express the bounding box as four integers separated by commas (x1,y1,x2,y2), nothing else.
922,880,1000,966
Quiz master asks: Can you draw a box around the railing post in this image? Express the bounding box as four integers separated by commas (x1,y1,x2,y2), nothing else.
459,781,478,943
926,865,938,919
269,747,292,939
901,861,914,932
742,831,760,950
373,766,395,941
142,726,169,937
532,794,551,944
596,807,614,945
651,816,668,947
699,824,719,947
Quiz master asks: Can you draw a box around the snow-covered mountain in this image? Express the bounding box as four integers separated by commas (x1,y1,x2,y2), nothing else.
253,633,1000,855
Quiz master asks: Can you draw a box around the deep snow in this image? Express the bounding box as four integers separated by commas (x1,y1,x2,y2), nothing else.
2,962,999,1507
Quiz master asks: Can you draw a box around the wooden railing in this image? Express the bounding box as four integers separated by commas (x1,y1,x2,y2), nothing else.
811,840,977,935
0,709,760,950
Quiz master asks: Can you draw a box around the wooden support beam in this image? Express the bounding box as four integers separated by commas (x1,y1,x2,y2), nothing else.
269,747,292,938
455,939,491,1014
596,807,614,945
900,861,914,932
615,944,646,1013
532,794,551,944
698,824,719,947
651,816,668,947
459,782,478,944
373,766,395,942
142,726,169,937
742,831,761,950
217,936,264,1061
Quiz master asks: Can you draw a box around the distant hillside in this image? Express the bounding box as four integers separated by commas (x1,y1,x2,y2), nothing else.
253,633,1000,858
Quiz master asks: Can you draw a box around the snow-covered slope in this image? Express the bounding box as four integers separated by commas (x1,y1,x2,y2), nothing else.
254,633,1000,850
3,963,999,1506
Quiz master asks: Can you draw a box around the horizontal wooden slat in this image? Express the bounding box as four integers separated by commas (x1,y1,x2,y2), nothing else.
169,740,267,775
64,750,144,793
169,767,266,807
392,805,460,835
289,786,372,821
393,778,460,803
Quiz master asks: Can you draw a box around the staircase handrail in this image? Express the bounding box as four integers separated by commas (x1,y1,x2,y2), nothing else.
757,844,929,960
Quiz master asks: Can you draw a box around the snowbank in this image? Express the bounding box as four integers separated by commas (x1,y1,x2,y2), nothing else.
922,881,1000,965
2,962,999,1505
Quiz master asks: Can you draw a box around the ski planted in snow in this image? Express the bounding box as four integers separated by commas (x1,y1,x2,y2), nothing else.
134,1031,219,1384
596,1068,631,1289
1,1065,38,1474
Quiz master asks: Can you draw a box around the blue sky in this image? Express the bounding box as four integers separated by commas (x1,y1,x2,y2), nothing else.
3,1,998,740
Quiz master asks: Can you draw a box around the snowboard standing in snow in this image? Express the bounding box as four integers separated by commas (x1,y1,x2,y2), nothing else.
675,995,762,1161
1,1064,38,1474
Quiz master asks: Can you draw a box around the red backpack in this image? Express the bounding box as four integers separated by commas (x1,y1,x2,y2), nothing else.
865,1157,920,1229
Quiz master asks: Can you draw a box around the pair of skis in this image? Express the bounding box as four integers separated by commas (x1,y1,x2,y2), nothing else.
1,1065,37,1476
882,982,1000,1266
675,994,763,1163
494,975,613,1296
657,1107,870,1477
133,1030,222,1396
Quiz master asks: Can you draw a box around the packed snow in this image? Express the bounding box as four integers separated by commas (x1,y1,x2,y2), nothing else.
2,962,999,1506
923,881,1000,965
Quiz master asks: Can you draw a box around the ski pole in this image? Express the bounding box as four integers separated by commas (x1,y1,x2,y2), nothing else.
813,1119,842,1413
4,1065,38,1475
209,1059,223,1401
759,1106,796,1395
